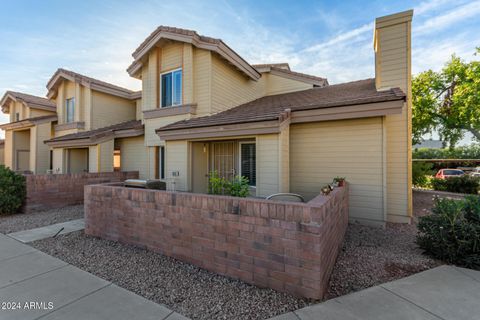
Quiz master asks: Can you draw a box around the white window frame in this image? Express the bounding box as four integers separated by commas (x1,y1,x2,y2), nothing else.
238,141,256,187
160,68,182,108
65,97,75,123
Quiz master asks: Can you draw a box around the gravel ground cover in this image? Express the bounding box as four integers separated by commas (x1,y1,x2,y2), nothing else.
31,231,311,320
31,190,447,319
0,205,84,234
326,189,446,299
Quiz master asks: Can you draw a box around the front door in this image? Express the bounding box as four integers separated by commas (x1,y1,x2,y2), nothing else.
212,142,236,180
192,142,209,193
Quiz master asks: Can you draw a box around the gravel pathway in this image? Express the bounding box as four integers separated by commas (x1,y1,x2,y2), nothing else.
0,205,84,234
31,231,311,320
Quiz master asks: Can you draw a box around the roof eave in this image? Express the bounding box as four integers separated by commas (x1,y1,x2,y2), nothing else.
155,99,404,141
129,30,261,81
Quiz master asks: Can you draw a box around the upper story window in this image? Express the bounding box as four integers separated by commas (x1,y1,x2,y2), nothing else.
15,113,20,122
161,69,182,108
65,97,75,123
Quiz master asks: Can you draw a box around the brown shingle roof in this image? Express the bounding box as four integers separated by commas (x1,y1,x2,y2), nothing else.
45,120,142,143
1,91,55,112
157,79,405,132
47,68,139,100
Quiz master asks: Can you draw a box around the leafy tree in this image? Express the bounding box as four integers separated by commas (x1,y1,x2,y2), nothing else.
412,48,480,147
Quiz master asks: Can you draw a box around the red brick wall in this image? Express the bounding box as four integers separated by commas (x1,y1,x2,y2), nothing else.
24,171,138,213
85,184,349,299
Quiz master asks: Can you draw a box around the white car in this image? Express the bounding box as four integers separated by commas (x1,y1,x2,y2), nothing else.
470,168,480,177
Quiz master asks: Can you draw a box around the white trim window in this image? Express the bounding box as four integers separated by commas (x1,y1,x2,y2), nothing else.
160,68,182,108
239,142,256,186
65,97,75,123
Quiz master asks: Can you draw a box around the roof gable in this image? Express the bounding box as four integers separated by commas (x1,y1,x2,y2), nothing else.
1,91,55,114
127,26,261,81
47,68,139,100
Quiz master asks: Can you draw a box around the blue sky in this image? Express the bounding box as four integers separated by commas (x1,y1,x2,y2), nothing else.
1,0,479,141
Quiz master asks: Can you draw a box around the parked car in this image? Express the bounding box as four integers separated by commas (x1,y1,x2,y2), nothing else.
435,169,465,179
470,167,480,177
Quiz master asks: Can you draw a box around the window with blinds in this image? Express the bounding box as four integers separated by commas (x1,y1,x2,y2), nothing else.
240,143,256,186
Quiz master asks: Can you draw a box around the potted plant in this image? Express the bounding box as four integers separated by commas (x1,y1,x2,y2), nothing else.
333,176,346,187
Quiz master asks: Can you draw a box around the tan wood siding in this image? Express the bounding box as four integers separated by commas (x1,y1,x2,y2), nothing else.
117,136,149,179
91,91,136,130
211,54,265,114
376,16,412,223
0,145,4,165
88,145,98,172
290,118,384,224
34,122,53,174
165,140,189,191
98,139,114,172
193,48,212,116
256,134,279,197
144,114,189,146
4,130,13,169
266,74,312,96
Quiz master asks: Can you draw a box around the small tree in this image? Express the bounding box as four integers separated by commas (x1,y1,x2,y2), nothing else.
412,48,480,147
0,165,26,215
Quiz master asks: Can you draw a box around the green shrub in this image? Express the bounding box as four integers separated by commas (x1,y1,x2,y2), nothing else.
227,176,250,197
431,176,480,194
208,170,228,195
417,196,480,269
0,165,26,215
208,171,250,197
412,162,434,188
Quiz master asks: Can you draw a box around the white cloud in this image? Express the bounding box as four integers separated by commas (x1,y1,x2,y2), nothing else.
414,0,480,35
303,23,373,53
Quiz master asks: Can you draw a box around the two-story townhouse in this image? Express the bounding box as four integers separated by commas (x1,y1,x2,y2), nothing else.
153,10,413,225
126,26,328,182
0,91,57,173
44,69,144,174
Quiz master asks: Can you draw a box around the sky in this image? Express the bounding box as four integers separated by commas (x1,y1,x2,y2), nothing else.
0,0,479,141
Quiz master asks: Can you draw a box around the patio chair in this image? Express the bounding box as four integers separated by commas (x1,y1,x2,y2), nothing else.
265,193,305,203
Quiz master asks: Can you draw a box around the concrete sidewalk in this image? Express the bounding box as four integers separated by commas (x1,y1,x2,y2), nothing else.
271,265,480,320
7,219,85,243
0,233,188,320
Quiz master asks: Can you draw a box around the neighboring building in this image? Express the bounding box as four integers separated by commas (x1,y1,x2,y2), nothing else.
0,91,57,173
153,10,413,225
0,139,4,165
44,69,142,174
413,139,443,149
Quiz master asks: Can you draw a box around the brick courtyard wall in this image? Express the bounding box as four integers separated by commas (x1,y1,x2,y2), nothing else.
24,171,138,213
85,183,349,299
